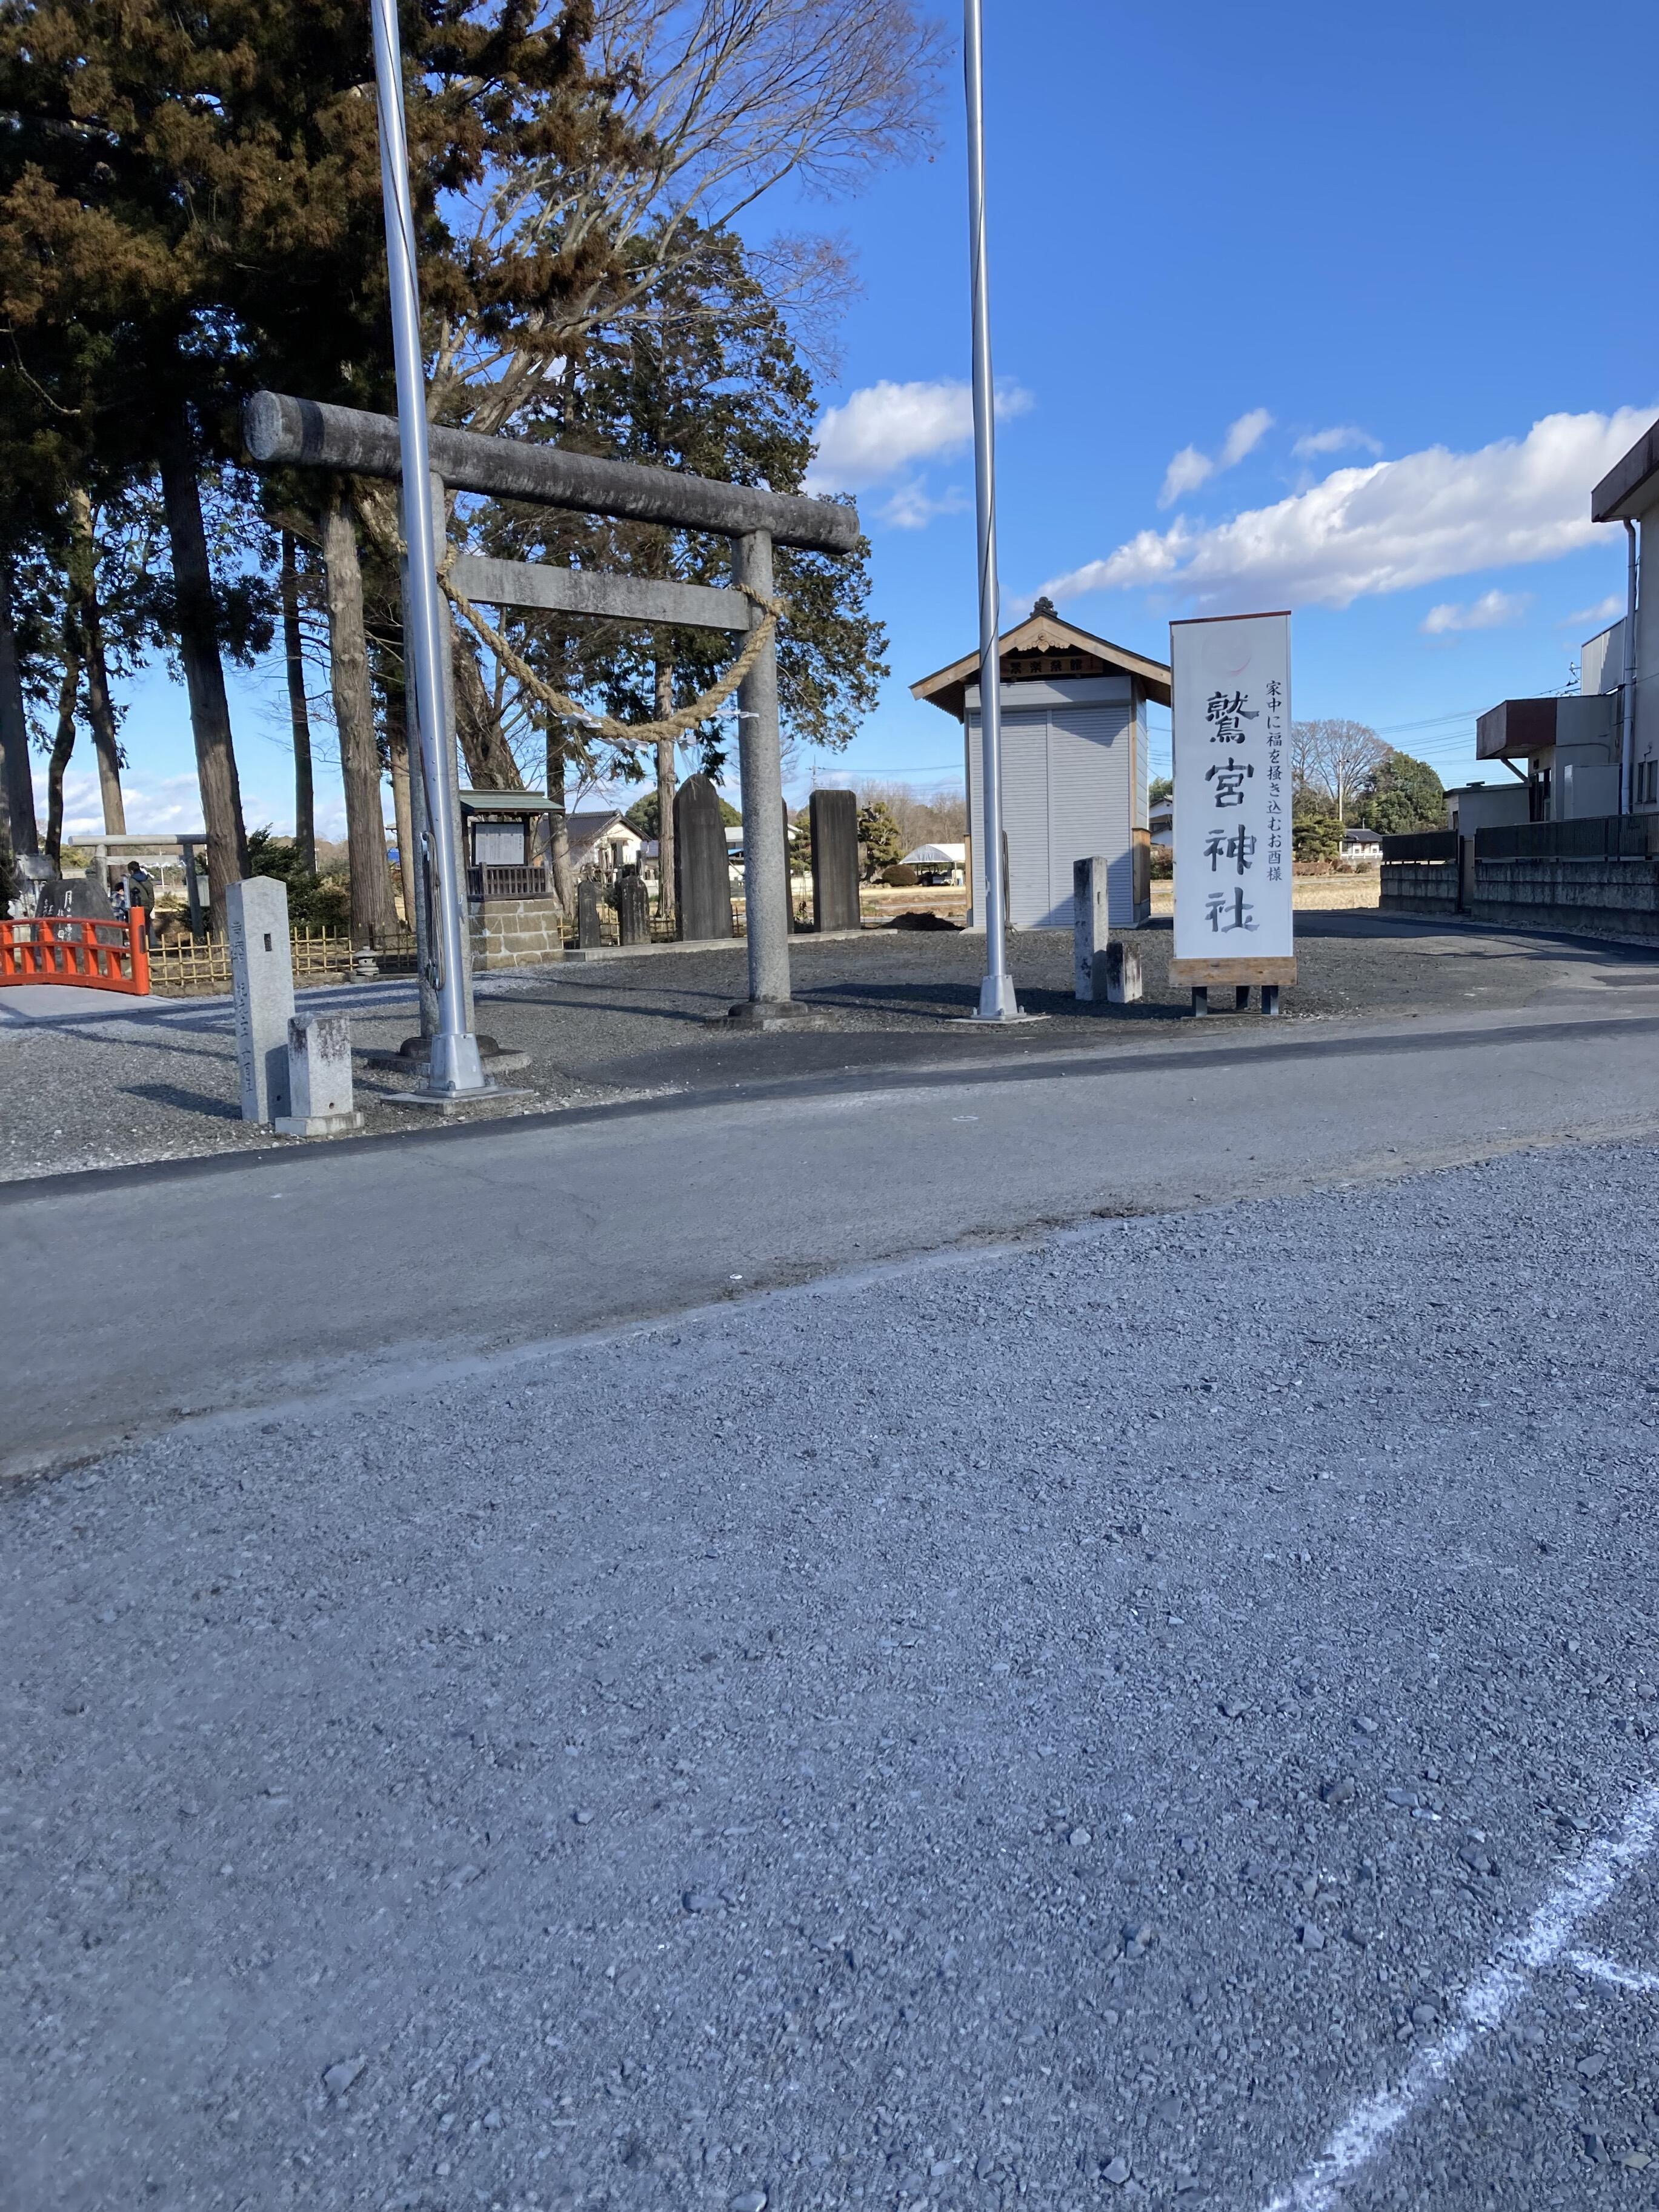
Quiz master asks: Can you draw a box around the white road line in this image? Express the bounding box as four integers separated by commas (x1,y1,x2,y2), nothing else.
1260,1781,1659,2212
1569,1947,1659,1996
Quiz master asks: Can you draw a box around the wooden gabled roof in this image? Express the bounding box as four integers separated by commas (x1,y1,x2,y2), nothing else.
910,609,1172,719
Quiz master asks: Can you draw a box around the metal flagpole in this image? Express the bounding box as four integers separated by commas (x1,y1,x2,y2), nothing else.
963,0,1020,1021
368,0,488,1095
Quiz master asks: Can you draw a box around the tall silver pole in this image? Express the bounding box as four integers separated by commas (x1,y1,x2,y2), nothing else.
369,0,487,1094
964,0,1019,1021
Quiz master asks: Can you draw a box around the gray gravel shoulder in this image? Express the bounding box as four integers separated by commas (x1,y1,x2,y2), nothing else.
5,1136,1659,2208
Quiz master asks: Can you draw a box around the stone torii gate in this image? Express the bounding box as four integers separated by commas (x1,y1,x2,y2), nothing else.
243,390,859,1028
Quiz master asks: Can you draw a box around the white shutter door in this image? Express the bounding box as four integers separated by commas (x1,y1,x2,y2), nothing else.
1045,703,1130,926
999,708,1051,927
965,707,984,926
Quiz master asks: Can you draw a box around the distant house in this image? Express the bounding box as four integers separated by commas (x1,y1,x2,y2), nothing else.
567,811,643,880
1340,827,1383,866
1148,795,1173,843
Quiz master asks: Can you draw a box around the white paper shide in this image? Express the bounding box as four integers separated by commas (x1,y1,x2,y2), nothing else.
1170,613,1294,966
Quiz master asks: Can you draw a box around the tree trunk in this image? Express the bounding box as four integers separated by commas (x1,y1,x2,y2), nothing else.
68,490,125,835
158,404,247,925
281,531,316,875
450,619,525,789
654,661,676,923
44,613,79,868
546,725,573,911
382,661,419,930
321,488,397,948
0,548,38,854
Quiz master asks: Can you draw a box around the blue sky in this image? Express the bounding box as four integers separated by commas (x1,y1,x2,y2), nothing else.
55,0,1659,837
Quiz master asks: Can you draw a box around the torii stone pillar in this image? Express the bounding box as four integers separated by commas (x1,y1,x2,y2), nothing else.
730,530,791,1016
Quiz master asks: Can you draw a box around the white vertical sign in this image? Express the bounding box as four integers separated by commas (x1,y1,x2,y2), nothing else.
1170,612,1294,966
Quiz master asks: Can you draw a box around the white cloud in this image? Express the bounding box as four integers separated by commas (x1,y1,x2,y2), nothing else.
1421,589,1530,634
806,378,1032,494
54,769,208,840
880,479,969,531
1293,424,1383,459
1046,405,1655,613
1158,408,1274,507
1158,445,1214,506
1220,407,1274,468
1561,593,1625,628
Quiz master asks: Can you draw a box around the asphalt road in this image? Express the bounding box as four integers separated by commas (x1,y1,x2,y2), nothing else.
5,994,1659,1478
8,988,1659,2212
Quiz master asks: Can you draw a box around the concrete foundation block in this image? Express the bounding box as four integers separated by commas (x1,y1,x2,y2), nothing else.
274,1011,362,1137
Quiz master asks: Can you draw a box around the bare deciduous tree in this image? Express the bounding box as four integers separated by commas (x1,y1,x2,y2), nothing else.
432,0,948,432
1292,719,1391,826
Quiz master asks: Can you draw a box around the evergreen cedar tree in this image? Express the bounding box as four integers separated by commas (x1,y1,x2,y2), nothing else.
473,224,886,783
1356,751,1446,835
623,788,741,839
0,0,634,913
857,799,903,877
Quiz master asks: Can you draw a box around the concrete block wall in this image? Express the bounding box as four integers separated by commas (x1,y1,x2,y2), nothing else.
1381,855,1659,940
468,897,565,971
1379,862,1459,917
1469,857,1659,941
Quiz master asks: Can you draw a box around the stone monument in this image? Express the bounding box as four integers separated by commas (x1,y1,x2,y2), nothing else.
674,774,732,942
225,875,294,1123
577,878,602,949
617,872,650,947
810,788,860,934
275,1012,362,1137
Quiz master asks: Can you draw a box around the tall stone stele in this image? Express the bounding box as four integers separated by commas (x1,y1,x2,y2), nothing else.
617,872,650,947
810,788,860,934
224,875,294,1123
674,774,733,942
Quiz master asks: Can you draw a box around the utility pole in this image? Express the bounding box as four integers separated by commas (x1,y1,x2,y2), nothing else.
964,0,1022,1021
368,0,490,1097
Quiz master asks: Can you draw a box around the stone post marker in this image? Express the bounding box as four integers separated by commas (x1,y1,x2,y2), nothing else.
577,878,602,949
810,788,860,933
674,774,733,942
276,1013,362,1137
730,528,792,1013
617,873,650,947
225,875,294,1123
1072,855,1110,1002
1105,941,1142,1004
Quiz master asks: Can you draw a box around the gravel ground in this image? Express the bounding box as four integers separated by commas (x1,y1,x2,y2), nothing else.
3,911,1654,1183
6,1137,1659,2210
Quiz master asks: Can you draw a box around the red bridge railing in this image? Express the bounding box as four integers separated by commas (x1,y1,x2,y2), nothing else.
0,914,152,995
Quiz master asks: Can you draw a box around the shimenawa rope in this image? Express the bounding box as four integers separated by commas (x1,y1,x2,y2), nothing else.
437,545,785,748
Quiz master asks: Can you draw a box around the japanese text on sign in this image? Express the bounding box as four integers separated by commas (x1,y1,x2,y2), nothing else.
1169,613,1294,965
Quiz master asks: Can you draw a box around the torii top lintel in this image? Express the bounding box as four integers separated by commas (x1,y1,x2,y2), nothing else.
244,392,859,557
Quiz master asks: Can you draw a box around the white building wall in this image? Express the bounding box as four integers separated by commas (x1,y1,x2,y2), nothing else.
1631,505,1659,807
1581,619,1626,697
965,674,1135,928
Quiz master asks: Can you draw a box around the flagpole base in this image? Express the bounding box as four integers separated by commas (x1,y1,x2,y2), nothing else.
962,971,1047,1023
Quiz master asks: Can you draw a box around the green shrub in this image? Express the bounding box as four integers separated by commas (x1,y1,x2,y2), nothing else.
882,862,918,888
